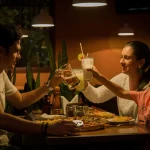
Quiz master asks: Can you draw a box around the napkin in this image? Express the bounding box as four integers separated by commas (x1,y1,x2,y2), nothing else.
61,95,78,115
40,113,64,119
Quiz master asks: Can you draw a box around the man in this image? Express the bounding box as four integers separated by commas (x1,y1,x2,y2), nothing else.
0,24,78,148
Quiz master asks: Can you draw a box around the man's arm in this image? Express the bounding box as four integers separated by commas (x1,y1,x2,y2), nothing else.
6,74,62,109
6,85,48,109
0,104,78,136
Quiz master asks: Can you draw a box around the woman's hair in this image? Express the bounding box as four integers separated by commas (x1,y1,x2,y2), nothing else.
0,24,23,53
124,41,150,91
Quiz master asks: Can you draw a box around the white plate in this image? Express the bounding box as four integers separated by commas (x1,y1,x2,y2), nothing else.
107,118,135,125
73,120,84,127
39,113,65,119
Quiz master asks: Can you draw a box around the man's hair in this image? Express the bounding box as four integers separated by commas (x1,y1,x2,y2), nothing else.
0,24,23,53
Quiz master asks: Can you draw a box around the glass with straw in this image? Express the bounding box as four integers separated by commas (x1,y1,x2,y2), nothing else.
79,43,94,81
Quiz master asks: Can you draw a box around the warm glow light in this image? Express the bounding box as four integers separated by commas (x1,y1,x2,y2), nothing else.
32,24,54,27
72,0,107,7
22,35,28,38
118,33,134,36
72,3,107,7
118,23,134,36
31,8,54,28
17,25,29,38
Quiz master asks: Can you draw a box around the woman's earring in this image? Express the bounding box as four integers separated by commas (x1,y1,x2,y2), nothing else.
138,66,143,75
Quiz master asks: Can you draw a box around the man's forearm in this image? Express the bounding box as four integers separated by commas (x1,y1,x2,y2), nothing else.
0,112,41,134
21,84,49,108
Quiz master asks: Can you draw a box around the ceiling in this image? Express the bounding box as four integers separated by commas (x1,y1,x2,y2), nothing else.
0,0,49,7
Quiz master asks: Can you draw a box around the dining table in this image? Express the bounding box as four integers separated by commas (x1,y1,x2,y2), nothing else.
21,124,150,150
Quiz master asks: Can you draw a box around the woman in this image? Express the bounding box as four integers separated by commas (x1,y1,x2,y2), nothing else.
88,65,150,127
82,41,150,121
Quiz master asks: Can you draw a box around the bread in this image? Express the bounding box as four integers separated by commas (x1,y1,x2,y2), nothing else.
112,116,132,122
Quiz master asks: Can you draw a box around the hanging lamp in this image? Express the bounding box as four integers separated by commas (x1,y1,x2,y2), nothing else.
31,7,54,27
17,25,29,38
118,23,134,36
21,28,30,38
72,0,107,7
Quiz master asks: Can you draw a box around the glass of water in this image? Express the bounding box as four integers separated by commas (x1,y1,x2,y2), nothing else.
81,57,94,81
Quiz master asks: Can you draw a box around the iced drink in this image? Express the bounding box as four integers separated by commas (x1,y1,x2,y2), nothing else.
81,57,94,81
73,69,84,91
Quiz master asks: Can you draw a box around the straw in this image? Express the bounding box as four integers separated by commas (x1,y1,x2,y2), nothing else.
80,43,84,56
86,53,89,58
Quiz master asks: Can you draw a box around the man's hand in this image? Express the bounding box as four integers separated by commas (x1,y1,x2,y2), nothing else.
47,120,80,136
49,74,63,88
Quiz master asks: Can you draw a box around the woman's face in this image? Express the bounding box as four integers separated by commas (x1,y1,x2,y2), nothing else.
120,45,141,76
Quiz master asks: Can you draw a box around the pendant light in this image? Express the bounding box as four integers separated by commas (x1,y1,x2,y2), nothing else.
118,23,134,36
22,30,29,38
72,0,107,7
31,7,54,28
18,25,29,38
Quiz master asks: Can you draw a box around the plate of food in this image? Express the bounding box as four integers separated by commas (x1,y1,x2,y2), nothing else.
78,121,104,132
107,116,135,125
66,116,105,132
73,120,84,127
89,110,115,118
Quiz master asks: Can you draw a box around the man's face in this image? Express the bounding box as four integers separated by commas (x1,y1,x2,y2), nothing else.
1,40,21,70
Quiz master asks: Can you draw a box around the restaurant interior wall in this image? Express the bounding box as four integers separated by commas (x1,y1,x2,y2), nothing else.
54,0,150,86
7,0,150,89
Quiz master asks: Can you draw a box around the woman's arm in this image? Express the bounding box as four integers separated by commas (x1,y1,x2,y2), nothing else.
82,82,116,103
82,72,130,103
87,66,132,100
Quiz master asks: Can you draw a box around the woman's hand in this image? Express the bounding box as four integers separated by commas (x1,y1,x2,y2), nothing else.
47,120,80,136
145,113,150,128
87,65,102,79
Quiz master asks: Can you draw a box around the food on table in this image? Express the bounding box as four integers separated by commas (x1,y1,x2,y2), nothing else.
111,116,133,122
70,116,106,131
36,115,106,132
66,115,108,124
36,107,134,132
79,122,104,132
89,109,115,118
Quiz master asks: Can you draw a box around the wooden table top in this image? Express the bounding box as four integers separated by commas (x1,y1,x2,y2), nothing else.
21,124,150,150
45,125,150,145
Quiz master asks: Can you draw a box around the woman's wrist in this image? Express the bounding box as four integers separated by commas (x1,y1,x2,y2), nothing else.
83,81,89,90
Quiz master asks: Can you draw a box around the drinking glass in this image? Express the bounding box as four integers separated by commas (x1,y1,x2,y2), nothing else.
81,57,94,81
75,106,89,117
73,69,84,91
58,64,81,90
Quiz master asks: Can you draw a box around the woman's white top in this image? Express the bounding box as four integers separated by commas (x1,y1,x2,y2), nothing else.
82,73,139,119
